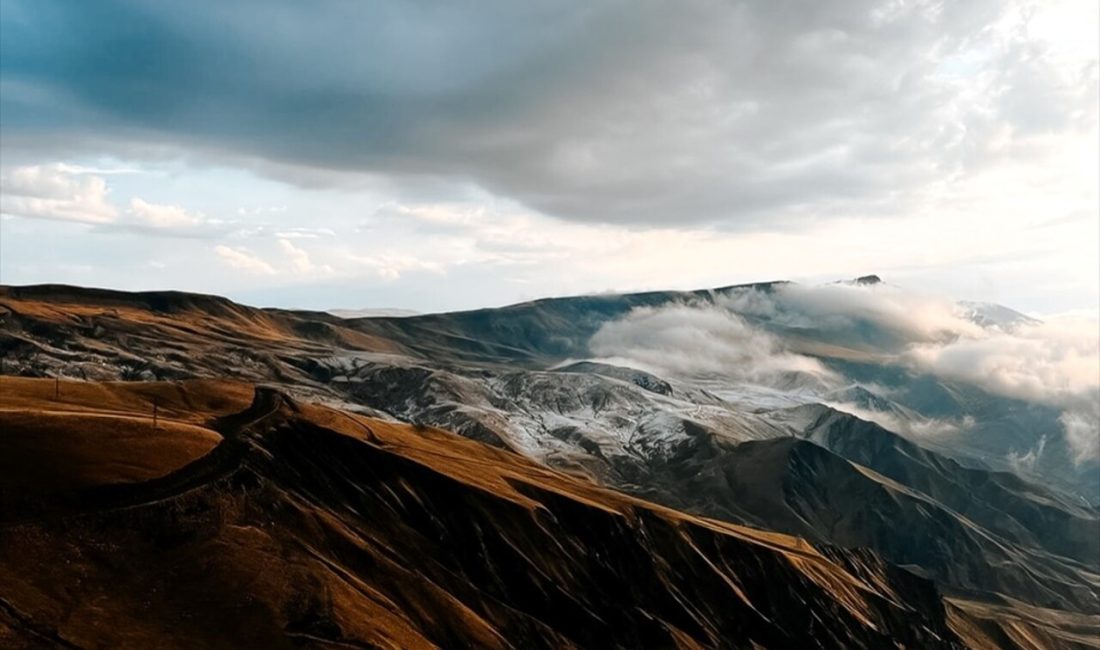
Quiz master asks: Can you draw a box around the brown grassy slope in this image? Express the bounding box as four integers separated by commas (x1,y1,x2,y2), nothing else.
947,599,1100,650
0,376,254,422
0,378,968,649
0,286,404,384
0,378,254,497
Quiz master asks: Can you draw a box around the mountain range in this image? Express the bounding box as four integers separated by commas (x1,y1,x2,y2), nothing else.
1,281,1097,649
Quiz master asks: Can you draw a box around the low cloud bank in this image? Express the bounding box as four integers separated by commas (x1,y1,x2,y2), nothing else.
824,401,972,441
722,282,987,344
588,303,835,389
589,281,1098,462
906,317,1097,405
740,283,1098,462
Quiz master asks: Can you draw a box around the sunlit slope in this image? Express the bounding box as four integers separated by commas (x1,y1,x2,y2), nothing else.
0,377,252,496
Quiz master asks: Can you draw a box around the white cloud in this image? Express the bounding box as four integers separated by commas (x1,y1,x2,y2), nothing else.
1060,410,1100,465
588,303,836,388
277,238,313,273
1007,434,1048,473
0,164,118,224
214,245,275,275
236,205,287,215
906,317,1099,462
906,318,1099,409
375,201,481,228
273,227,334,239
126,198,205,229
277,238,332,275
343,251,444,281
824,401,970,440
54,163,144,176
723,282,986,345
721,282,1099,462
0,164,222,237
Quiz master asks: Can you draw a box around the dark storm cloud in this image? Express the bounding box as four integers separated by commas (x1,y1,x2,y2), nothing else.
1,0,1093,226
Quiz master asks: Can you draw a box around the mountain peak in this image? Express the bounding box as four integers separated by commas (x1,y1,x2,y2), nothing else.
853,274,883,285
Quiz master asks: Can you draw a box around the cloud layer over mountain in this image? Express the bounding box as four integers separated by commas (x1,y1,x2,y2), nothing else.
589,303,834,384
589,282,1099,460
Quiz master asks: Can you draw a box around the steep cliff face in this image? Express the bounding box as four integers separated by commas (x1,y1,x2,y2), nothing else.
0,378,968,649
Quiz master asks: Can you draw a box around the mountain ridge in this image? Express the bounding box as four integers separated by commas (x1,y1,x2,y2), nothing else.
2,282,1097,648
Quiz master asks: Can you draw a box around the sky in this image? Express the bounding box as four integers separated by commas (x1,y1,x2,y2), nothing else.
0,0,1097,314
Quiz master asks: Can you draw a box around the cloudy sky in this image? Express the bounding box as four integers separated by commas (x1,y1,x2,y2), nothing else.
1,0,1096,313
